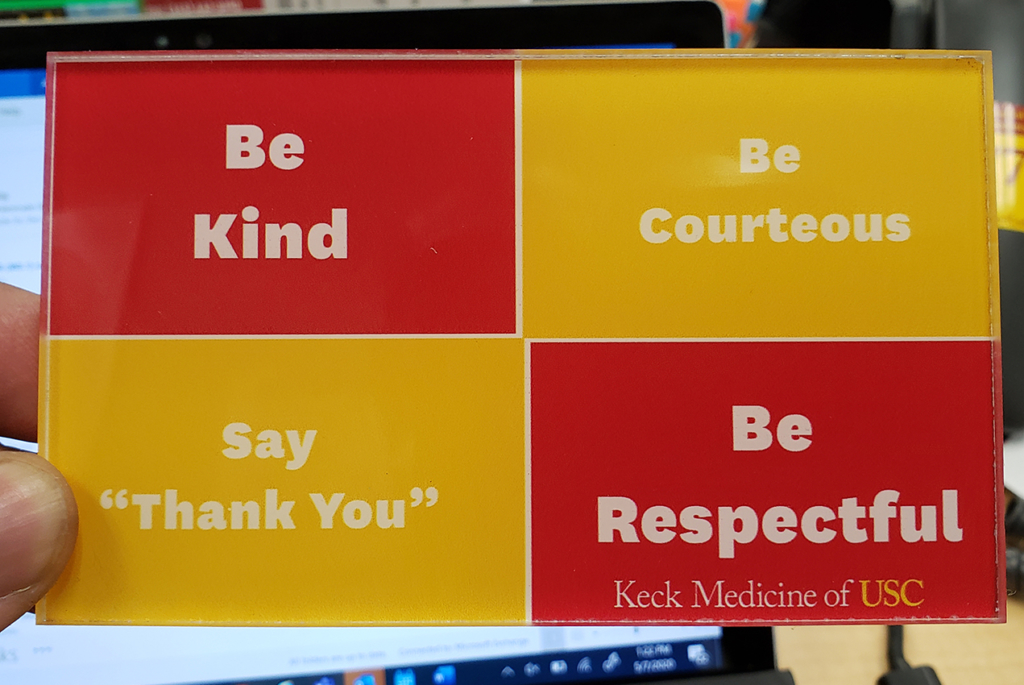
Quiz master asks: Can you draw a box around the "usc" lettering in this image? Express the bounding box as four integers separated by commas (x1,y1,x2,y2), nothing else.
859,579,924,607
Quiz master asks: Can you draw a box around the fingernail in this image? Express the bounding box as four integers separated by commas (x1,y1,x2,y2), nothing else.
0,456,72,596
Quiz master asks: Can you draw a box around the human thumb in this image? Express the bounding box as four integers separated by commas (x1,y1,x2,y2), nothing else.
0,450,77,631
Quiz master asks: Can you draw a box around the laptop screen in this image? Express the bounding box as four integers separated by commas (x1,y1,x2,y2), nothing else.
2,615,724,684
0,67,44,297
0,56,732,685
0,56,741,685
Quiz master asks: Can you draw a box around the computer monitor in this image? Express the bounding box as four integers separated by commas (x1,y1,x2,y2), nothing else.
0,5,780,684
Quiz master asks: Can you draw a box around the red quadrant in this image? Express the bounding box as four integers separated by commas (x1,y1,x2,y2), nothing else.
530,340,1002,623
47,59,516,335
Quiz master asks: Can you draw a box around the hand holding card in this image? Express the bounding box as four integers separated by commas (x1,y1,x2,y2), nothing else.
0,283,77,632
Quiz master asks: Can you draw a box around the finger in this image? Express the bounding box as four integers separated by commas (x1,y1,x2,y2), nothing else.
0,449,78,631
0,283,40,443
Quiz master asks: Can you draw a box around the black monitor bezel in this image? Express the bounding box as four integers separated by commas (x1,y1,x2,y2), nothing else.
0,0,724,67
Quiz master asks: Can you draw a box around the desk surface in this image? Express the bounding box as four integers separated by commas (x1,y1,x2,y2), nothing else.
775,596,1024,684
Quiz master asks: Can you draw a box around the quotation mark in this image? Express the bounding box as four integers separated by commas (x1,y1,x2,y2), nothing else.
410,486,438,507
100,489,129,510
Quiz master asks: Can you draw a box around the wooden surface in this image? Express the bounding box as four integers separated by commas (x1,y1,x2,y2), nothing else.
775,596,1024,684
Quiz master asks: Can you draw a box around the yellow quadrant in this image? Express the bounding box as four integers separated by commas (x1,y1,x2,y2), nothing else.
522,55,996,338
40,337,525,624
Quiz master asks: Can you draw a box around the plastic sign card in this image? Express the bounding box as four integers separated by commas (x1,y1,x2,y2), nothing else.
39,51,1004,626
